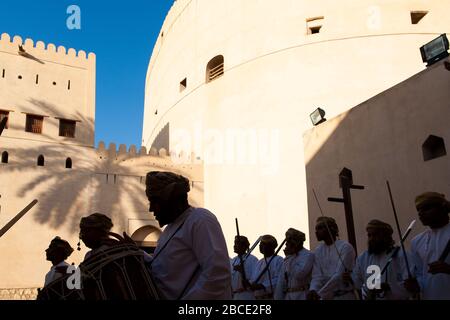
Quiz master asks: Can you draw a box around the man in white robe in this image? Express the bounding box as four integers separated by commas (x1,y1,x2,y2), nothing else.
249,235,283,300
43,237,74,286
405,192,450,300
308,217,356,300
350,220,411,300
275,228,314,300
230,235,258,300
146,171,231,300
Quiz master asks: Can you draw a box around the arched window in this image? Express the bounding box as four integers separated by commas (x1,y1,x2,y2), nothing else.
206,55,224,83
1,151,8,164
65,157,72,169
37,155,45,166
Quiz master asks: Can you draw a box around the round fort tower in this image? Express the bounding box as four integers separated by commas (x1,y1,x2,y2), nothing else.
142,0,450,252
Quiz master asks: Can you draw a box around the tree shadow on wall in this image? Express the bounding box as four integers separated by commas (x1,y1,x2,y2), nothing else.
0,99,171,235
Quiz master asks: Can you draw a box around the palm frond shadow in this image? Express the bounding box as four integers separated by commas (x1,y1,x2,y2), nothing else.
1,99,153,234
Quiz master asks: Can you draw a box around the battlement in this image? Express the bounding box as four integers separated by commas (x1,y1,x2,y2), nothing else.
96,141,202,164
0,33,95,69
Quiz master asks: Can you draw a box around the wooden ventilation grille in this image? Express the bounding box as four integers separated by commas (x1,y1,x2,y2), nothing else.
59,119,76,138
206,56,225,83
26,115,43,134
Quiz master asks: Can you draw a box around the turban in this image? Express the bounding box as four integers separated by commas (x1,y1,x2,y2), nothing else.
235,235,250,249
49,236,74,257
316,216,339,235
261,234,278,249
146,171,190,202
80,213,113,232
285,228,306,244
366,219,393,236
415,192,450,211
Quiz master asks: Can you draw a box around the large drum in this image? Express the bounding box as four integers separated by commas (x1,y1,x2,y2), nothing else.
36,271,84,301
37,242,162,300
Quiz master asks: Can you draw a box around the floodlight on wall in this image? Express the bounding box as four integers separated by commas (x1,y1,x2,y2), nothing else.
310,108,326,126
420,34,449,67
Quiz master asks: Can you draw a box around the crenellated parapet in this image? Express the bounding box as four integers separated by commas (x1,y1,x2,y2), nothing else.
0,33,95,69
96,141,202,164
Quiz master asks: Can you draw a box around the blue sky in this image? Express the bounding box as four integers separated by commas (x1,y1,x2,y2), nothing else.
0,0,173,147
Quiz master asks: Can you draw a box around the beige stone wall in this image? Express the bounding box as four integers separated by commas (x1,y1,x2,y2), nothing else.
0,139,203,297
0,33,204,299
303,59,450,251
0,33,96,147
142,0,450,254
0,288,38,300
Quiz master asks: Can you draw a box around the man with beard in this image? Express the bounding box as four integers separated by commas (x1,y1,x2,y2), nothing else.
230,235,258,300
145,171,231,300
348,220,411,300
307,217,356,300
404,192,450,299
274,228,314,300
249,235,283,300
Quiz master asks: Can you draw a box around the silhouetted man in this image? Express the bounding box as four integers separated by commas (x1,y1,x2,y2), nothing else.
43,237,74,286
79,213,116,261
405,192,450,299
230,235,257,300
275,228,313,300
350,220,411,300
308,217,356,300
249,235,283,300
145,171,231,300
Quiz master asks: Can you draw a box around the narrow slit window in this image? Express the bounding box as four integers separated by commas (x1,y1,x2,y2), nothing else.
180,78,187,92
65,157,72,169
1,151,8,164
411,11,428,24
37,155,45,166
25,114,44,134
2,69,5,78
36,74,39,84
68,80,71,90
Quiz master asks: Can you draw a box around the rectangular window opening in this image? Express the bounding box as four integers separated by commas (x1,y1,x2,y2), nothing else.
307,16,324,35
59,119,76,138
25,114,44,134
180,78,187,92
68,80,71,90
35,74,39,85
411,11,428,24
2,69,5,78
